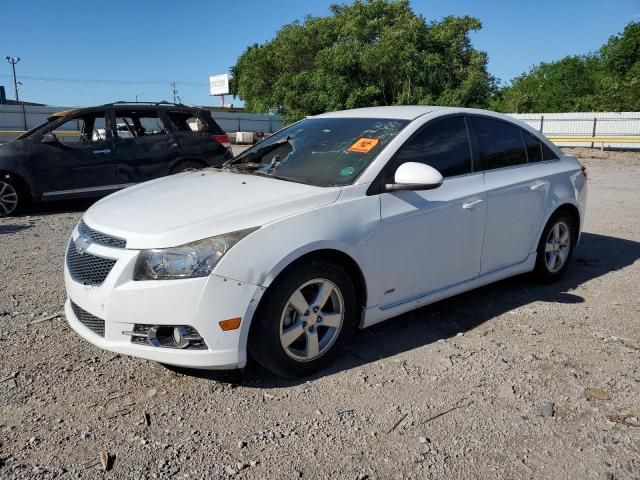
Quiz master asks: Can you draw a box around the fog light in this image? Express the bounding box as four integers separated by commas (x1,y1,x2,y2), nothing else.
172,326,190,349
122,324,207,350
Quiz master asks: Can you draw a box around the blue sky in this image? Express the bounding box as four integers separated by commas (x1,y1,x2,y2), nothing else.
1,0,639,108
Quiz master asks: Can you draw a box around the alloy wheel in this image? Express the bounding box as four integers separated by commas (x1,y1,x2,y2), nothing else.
544,220,571,273
0,181,18,216
279,278,345,362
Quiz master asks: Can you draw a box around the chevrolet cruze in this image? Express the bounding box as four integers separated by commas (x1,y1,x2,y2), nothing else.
64,106,587,377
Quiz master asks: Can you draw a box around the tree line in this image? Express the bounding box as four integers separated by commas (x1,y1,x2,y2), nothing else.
230,0,640,120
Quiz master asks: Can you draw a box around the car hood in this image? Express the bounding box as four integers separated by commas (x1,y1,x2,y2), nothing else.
83,170,341,249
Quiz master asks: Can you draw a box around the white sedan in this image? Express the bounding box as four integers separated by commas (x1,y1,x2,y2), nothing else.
64,106,588,377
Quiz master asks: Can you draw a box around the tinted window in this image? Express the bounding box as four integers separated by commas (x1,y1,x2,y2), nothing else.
394,116,471,177
473,117,527,170
542,142,558,160
523,130,543,162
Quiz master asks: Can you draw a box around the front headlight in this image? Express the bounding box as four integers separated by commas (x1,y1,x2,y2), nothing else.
133,227,258,281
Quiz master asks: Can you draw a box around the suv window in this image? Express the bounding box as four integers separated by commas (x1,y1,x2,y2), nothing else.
393,116,472,177
114,110,169,138
49,112,108,145
473,117,527,170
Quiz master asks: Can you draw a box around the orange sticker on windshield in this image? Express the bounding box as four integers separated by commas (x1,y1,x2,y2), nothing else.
347,137,379,154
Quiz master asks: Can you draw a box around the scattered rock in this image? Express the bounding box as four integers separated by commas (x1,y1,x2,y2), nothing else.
633,369,640,382
99,451,114,472
147,388,158,397
586,388,610,401
237,440,247,449
224,465,237,476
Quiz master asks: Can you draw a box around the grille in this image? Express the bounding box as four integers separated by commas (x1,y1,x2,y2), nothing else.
71,301,105,337
66,241,117,286
78,220,126,249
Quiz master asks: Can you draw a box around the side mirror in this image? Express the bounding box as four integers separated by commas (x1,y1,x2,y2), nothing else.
41,133,60,145
386,162,444,191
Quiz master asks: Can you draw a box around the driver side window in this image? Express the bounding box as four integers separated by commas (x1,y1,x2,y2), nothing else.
392,116,472,178
49,113,108,146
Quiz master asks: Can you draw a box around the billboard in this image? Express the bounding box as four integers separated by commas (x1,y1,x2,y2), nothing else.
209,74,230,96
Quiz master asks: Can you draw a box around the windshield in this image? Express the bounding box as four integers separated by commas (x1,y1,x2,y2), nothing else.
228,117,408,187
15,120,52,140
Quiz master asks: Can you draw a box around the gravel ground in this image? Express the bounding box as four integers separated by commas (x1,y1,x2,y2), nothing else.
1,147,639,479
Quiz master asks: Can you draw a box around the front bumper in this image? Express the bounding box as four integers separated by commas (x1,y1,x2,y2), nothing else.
63,231,264,369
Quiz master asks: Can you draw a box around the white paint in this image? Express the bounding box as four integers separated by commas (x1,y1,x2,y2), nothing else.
64,106,588,370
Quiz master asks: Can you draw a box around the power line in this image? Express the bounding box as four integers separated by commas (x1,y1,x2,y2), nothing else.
0,73,204,88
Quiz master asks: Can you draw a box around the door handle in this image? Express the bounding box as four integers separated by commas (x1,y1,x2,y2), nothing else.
530,181,546,191
92,149,111,155
462,199,483,209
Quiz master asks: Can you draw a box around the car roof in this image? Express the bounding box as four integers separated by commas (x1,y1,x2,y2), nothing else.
311,106,519,122
49,102,200,120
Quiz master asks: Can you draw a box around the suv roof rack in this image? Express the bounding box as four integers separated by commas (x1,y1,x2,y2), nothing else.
101,101,190,108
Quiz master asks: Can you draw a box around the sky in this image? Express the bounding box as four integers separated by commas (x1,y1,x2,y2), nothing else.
1,0,639,108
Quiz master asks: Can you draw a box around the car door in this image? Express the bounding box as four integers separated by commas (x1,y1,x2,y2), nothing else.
114,109,180,185
469,116,551,274
30,110,119,197
375,116,487,308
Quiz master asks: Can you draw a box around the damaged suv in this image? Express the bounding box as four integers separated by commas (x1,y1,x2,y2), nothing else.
0,102,231,216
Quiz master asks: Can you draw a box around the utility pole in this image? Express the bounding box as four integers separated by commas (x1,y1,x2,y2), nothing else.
171,81,178,103
5,56,27,130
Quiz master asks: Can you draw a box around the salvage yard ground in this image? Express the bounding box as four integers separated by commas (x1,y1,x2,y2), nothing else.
0,147,639,479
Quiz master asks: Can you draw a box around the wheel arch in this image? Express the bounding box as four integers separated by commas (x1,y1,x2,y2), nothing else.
241,247,368,368
243,247,368,347
537,201,582,250
0,170,32,199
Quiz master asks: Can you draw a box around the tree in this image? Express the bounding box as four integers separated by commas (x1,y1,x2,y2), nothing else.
493,21,640,113
231,0,496,122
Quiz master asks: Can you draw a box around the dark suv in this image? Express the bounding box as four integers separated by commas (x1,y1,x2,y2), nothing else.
0,102,232,216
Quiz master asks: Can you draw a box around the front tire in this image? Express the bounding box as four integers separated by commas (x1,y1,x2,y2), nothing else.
533,212,576,282
249,261,357,378
0,177,21,217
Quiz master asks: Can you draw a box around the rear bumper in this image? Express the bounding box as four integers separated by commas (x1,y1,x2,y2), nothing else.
63,232,265,369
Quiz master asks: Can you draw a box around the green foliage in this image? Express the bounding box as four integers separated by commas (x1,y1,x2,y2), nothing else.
493,22,640,113
231,0,496,122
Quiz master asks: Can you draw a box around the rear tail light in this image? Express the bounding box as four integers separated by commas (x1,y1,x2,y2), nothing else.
581,165,588,179
212,134,231,148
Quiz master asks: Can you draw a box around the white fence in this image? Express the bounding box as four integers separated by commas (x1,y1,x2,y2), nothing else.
509,112,640,149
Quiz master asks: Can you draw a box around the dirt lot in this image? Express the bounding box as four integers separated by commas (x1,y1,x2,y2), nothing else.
1,147,639,479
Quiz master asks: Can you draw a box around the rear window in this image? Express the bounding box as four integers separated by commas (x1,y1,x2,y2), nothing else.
231,117,408,187
473,117,527,170
167,110,224,134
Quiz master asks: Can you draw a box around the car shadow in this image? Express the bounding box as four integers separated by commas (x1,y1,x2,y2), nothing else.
0,224,31,234
25,198,97,217
166,231,640,388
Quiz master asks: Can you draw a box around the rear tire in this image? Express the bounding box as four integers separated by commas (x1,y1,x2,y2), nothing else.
532,212,576,282
172,160,206,174
249,261,357,378
0,176,22,217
